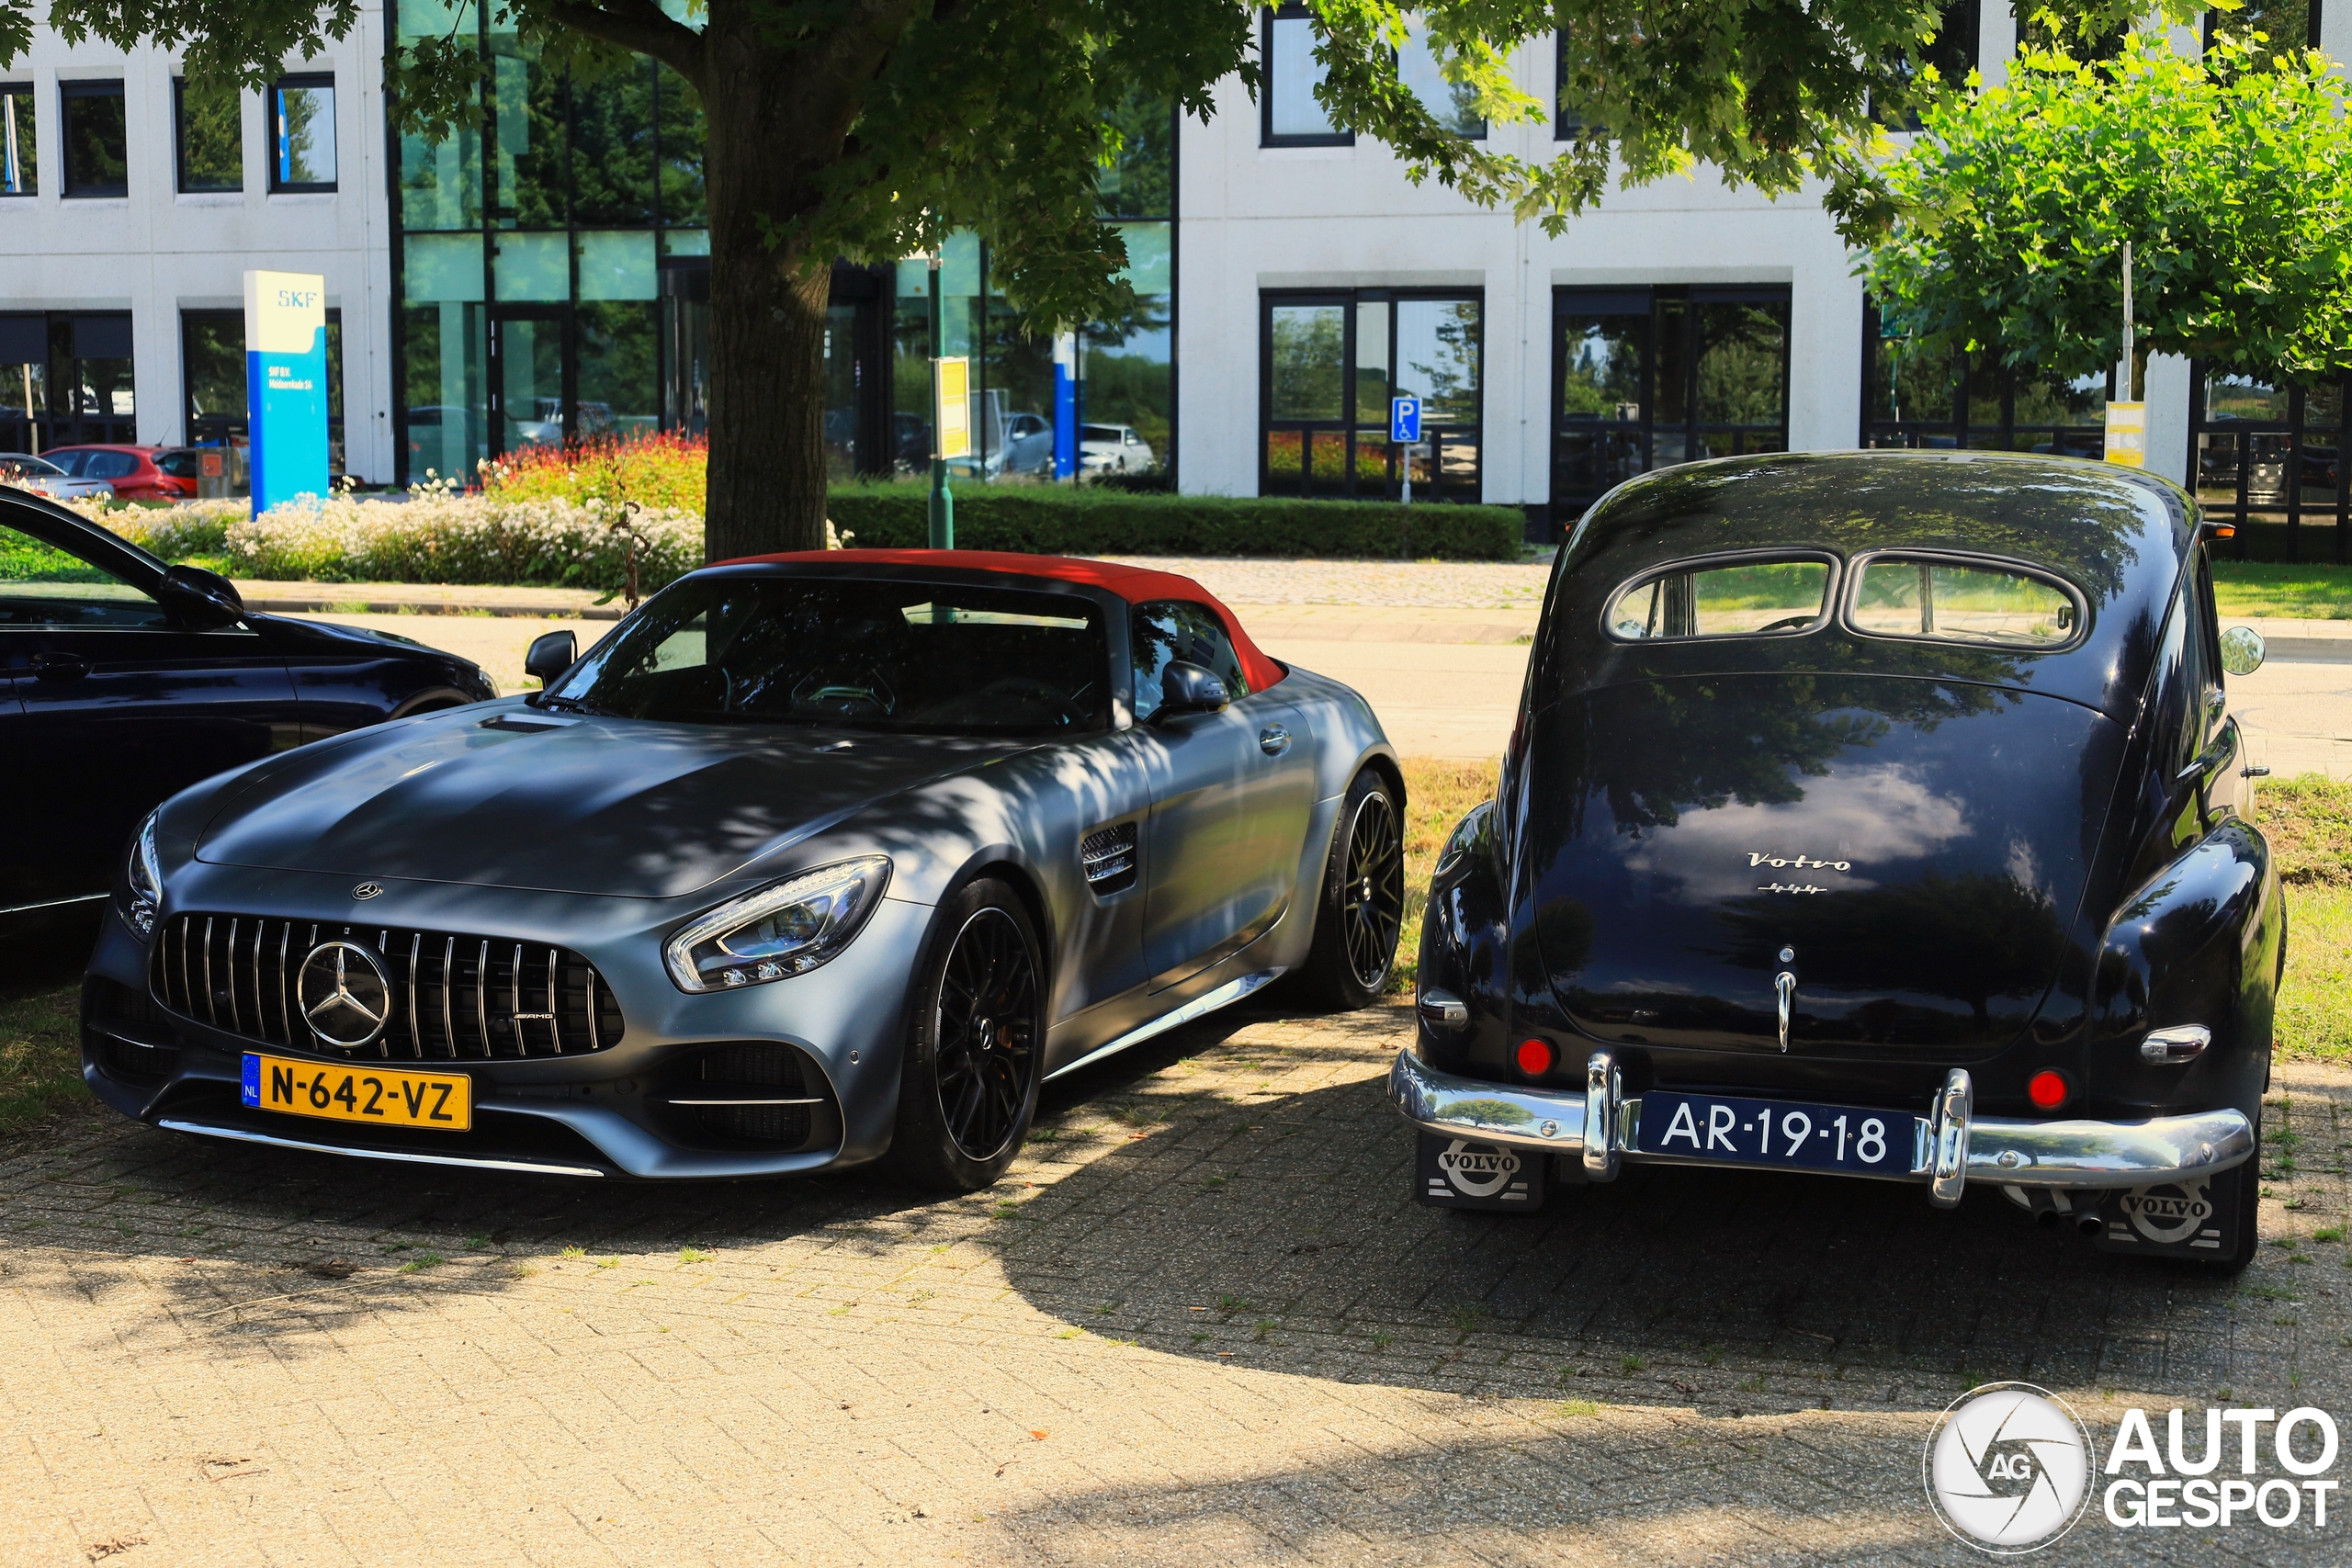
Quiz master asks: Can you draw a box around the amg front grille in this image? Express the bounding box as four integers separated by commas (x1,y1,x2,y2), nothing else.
150,913,625,1060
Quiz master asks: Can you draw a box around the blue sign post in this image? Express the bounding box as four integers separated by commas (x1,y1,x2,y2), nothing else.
243,269,329,514
1390,396,1422,503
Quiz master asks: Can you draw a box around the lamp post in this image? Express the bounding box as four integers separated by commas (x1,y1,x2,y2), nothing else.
928,253,953,549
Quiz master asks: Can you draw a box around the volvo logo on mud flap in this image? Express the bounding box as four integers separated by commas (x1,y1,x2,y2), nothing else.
2120,1182,2213,1246
1437,1141,1521,1197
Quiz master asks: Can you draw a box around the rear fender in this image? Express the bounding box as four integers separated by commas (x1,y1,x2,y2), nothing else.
1416,802,1512,1074
2089,816,2278,1116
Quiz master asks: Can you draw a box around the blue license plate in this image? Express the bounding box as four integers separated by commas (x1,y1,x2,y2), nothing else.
1635,1090,1919,1176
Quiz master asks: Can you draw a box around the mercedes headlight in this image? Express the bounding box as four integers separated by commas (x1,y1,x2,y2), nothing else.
663,856,892,992
123,810,163,937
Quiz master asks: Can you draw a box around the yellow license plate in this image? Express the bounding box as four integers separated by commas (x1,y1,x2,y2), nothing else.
242,1053,472,1132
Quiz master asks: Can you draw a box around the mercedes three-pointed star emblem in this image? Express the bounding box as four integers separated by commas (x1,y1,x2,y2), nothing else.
297,941,394,1049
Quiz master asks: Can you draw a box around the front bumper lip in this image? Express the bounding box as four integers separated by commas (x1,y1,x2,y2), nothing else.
1387,1049,2256,1205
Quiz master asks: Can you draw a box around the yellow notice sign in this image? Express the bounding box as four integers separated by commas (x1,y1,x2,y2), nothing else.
2103,401,2147,468
933,356,972,459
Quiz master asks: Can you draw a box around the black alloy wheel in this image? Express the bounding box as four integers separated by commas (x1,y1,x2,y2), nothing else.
1341,789,1406,990
933,906,1039,1162
1298,769,1407,1010
886,878,1046,1190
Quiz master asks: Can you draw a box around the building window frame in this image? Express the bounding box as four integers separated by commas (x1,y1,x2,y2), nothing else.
174,77,243,194
270,72,337,193
1551,283,1792,525
58,79,129,198
1260,287,1484,502
2188,362,2351,564
1858,297,2111,458
0,83,34,196
1261,5,1353,149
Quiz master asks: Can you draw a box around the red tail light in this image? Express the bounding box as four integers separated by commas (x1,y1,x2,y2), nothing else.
2027,1070,2070,1111
1515,1037,1555,1076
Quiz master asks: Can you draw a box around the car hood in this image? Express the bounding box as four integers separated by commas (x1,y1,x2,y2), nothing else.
1524,673,2127,1060
194,706,1029,897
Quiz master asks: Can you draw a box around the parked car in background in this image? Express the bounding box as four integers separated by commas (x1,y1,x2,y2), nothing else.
1080,423,1156,476
82,550,1405,1188
1397,450,2281,1272
1,488,495,934
41,445,198,501
0,452,116,501
989,412,1055,477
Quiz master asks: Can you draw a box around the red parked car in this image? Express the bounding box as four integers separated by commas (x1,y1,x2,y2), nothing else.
39,445,200,501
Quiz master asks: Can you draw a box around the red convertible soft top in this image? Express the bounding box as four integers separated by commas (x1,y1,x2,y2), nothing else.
727,547,1286,693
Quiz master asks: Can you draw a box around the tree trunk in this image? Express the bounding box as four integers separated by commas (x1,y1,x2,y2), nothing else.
694,4,937,562
697,16,834,563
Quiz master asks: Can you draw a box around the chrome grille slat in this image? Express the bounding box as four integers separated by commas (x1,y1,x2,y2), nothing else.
440,936,456,1060
149,913,623,1060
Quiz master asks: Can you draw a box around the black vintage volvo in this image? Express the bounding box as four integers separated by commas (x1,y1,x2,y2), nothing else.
1394,450,2282,1270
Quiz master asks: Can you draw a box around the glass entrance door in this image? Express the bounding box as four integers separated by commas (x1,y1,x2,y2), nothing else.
488,306,570,457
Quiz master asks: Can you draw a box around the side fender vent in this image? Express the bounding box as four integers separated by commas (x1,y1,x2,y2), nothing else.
1080,823,1138,896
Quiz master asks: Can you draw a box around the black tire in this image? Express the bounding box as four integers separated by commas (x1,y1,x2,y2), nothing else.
884,878,1046,1191
1295,768,1407,1011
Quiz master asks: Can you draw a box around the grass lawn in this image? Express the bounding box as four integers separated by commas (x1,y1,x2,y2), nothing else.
0,978,81,1140
2212,562,2352,621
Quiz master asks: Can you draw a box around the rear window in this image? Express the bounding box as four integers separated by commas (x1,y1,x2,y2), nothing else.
1849,556,2081,648
1604,558,1831,641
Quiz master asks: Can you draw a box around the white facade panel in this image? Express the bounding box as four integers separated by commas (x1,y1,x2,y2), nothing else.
0,22,391,481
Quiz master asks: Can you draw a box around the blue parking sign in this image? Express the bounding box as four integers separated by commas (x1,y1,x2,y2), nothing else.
1390,396,1421,445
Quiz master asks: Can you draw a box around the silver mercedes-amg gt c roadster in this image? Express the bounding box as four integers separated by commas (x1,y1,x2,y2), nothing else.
81,550,1406,1189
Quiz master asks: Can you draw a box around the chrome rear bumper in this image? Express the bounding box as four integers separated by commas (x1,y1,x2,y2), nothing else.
1387,1049,2255,1208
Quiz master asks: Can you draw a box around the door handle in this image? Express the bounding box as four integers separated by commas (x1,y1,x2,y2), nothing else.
29,651,90,681
1259,724,1291,755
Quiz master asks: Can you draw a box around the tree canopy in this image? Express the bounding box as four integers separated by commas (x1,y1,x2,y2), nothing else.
1860,29,2352,383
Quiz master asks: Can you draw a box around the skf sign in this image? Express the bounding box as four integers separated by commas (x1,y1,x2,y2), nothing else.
243,269,329,513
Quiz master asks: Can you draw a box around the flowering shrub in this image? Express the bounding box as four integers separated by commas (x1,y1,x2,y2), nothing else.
219,494,707,594
479,432,708,514
67,496,243,560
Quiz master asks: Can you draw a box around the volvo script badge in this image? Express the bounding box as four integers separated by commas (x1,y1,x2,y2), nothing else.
352,882,383,900
298,942,393,1048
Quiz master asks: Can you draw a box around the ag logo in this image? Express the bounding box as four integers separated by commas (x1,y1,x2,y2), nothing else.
1436,1140,1521,1198
2120,1181,2212,1246
297,941,393,1049
1924,1382,2093,1554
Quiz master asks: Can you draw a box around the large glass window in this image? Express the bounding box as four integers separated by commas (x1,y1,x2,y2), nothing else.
0,313,136,447
1553,286,1789,520
1262,5,1350,146
270,75,335,192
1399,19,1484,139
60,81,127,197
393,0,714,481
1875,1,1979,130
2191,365,2348,562
1262,290,1481,501
3,83,38,196
2203,0,2322,65
1860,299,2109,458
175,78,243,192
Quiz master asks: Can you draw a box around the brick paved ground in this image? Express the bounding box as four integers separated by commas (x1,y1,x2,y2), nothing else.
5,1001,2349,1567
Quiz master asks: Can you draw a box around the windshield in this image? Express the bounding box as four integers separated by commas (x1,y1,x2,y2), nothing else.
547,576,1109,733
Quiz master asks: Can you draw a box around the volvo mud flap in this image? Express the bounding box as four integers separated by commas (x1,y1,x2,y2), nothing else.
1416,1131,1547,1210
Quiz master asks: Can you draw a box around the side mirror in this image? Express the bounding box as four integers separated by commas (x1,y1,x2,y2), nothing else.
2220,625,2266,677
157,563,244,631
524,629,579,690
1157,660,1229,720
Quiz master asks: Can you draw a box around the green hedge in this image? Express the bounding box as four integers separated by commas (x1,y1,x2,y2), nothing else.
826,483,1524,559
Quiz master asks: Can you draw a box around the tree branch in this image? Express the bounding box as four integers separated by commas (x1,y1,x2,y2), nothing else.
548,0,705,87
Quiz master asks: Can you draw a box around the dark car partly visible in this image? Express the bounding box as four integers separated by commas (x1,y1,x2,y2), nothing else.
1396,450,2283,1271
1,489,494,931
